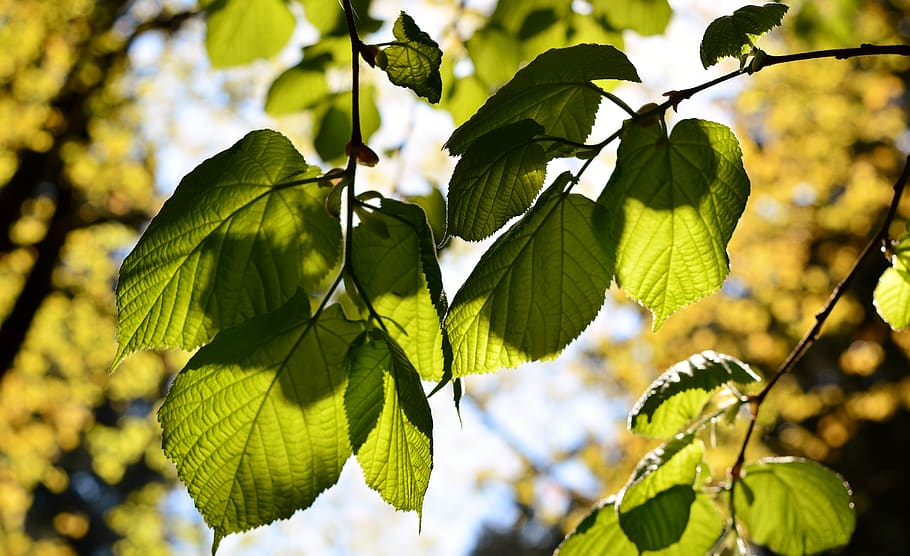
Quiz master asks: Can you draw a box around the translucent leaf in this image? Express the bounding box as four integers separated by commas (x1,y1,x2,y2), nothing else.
617,434,704,551
114,130,341,368
629,351,760,438
557,493,722,556
734,458,855,555
351,199,446,381
344,330,433,515
265,59,330,116
592,0,672,37
205,0,295,68
874,232,910,329
599,119,750,330
378,12,443,103
448,120,547,241
158,301,363,552
465,25,523,87
700,3,789,68
445,44,640,155
446,175,614,376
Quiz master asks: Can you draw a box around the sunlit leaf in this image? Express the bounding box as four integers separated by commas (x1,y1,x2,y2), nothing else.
445,44,640,155
205,0,295,68
734,458,855,555
351,198,446,381
700,3,789,68
592,0,672,37
115,130,340,368
874,232,910,329
265,56,331,116
448,120,547,241
378,12,443,103
599,119,750,330
446,175,613,376
344,330,433,514
629,351,759,438
158,301,363,552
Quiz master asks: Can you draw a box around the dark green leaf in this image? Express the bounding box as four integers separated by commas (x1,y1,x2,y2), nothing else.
205,0,295,68
700,3,789,68
448,120,547,241
314,88,381,162
344,330,433,515
734,458,855,555
158,301,363,552
445,44,640,155
115,130,340,368
446,175,614,376
629,351,760,438
598,119,750,330
378,12,443,103
404,188,447,246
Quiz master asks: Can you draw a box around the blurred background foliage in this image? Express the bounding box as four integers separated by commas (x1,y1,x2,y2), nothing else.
0,0,908,555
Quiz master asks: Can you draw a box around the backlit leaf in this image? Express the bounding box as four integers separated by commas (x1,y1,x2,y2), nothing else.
378,12,443,103
344,330,433,515
445,44,640,155
700,3,789,68
205,0,295,68
158,301,363,552
734,458,855,555
446,175,614,376
265,56,331,116
593,0,672,37
114,130,340,368
629,351,759,438
448,120,547,241
598,119,749,330
874,232,910,329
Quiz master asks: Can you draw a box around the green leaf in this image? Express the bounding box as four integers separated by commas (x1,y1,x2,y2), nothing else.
448,120,547,241
297,0,381,36
734,458,856,555
874,232,910,329
265,59,331,116
593,0,672,37
351,198,446,381
314,88,381,163
158,301,363,551
557,493,721,556
445,44,640,155
114,130,341,368
205,0,295,68
465,25,523,87
617,434,705,551
378,12,443,103
629,351,760,438
446,175,614,376
700,3,789,68
344,330,433,515
404,188,447,246
598,119,750,330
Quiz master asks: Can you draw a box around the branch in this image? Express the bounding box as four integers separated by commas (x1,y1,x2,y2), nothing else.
759,43,910,69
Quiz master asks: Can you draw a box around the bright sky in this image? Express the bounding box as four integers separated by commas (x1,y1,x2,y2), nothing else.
126,1,752,554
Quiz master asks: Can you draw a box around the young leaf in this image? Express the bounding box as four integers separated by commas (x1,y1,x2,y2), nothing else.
351,199,447,381
734,458,856,555
158,301,363,552
114,130,341,368
700,3,789,68
446,175,614,376
445,44,640,155
447,120,547,241
629,351,760,438
377,12,443,103
598,119,750,330
874,231,910,329
205,0,295,68
617,434,705,551
344,330,433,515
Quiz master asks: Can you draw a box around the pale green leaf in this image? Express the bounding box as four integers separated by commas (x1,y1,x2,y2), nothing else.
599,119,750,330
446,176,614,376
379,12,443,103
593,0,672,36
445,44,640,155
629,351,760,438
265,56,331,116
351,199,446,381
205,0,295,68
158,301,363,550
344,331,433,514
700,3,789,68
874,232,910,330
465,25,523,86
618,434,704,551
734,458,855,555
448,120,547,241
115,130,340,368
